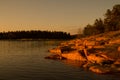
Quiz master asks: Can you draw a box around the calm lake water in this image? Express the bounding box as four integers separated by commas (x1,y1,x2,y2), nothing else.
0,40,120,80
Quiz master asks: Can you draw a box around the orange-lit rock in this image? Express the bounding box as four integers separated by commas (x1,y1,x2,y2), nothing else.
49,48,61,54
87,54,105,64
117,46,120,52
83,40,96,46
89,66,111,74
113,59,120,67
62,51,87,61
47,30,120,74
45,54,65,60
109,39,120,44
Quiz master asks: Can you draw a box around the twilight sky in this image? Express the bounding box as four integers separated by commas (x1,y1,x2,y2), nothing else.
0,0,120,34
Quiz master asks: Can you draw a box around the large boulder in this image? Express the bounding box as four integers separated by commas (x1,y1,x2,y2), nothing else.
61,51,87,61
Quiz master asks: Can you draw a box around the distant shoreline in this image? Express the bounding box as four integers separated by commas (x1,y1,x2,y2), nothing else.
0,30,73,40
0,38,69,41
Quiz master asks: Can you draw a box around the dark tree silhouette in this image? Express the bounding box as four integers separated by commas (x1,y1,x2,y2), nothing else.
0,30,72,40
83,4,120,36
104,4,120,31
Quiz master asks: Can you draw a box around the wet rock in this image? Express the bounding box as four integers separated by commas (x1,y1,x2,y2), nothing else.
61,51,87,61
49,48,61,54
45,54,66,60
89,66,111,74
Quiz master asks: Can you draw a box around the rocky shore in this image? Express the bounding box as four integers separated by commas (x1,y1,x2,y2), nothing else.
45,31,120,74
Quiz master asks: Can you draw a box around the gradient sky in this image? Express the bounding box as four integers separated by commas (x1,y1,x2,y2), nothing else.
0,0,120,34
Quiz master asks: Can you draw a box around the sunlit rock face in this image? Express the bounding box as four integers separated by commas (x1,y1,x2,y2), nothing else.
46,30,120,74
61,51,87,61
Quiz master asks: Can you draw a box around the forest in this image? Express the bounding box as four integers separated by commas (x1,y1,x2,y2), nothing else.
83,4,120,36
0,30,72,40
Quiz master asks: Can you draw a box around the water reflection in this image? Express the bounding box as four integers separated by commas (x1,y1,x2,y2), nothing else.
62,60,85,68
0,40,120,80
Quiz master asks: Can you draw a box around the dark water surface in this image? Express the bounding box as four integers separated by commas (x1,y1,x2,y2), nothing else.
0,40,120,80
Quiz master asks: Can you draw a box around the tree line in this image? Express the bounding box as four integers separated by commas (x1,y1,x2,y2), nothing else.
83,4,120,36
0,30,72,40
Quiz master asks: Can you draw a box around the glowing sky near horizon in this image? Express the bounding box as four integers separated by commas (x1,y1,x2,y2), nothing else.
0,0,120,34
